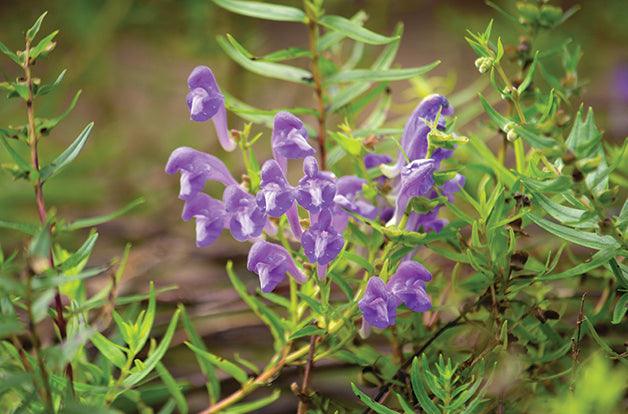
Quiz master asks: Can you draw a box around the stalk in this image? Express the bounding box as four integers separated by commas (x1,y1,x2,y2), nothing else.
23,37,75,390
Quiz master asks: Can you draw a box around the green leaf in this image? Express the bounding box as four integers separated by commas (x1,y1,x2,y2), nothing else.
319,15,399,45
529,192,597,228
329,23,403,112
318,11,367,51
179,304,220,404
224,389,281,414
527,213,619,251
410,357,440,414
29,224,51,260
517,51,539,94
36,90,82,134
326,62,440,84
0,40,20,65
32,266,107,290
582,317,628,365
217,35,312,84
59,231,98,271
36,69,66,96
611,293,628,325
133,282,156,354
289,325,325,341
62,197,145,231
29,30,58,60
40,122,94,181
27,12,47,42
122,308,180,387
211,0,305,22
342,251,375,275
261,47,310,62
1,137,32,176
478,95,555,148
0,219,39,235
395,393,416,414
186,342,249,384
91,332,126,369
351,383,400,414
226,261,286,348
538,248,616,281
156,362,188,414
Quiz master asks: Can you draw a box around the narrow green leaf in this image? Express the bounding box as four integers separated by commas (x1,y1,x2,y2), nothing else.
517,51,538,94
217,35,312,84
29,224,51,260
122,308,180,387
40,122,94,181
27,12,48,42
528,213,619,251
538,248,616,281
179,304,220,404
1,137,32,175
410,358,440,414
62,197,145,231
289,325,325,341
326,62,440,84
211,0,305,22
0,315,24,338
0,219,39,235
134,282,156,354
30,30,58,60
91,332,126,369
224,389,281,414
611,293,628,325
156,362,188,414
186,342,249,384
319,15,398,45
36,69,66,96
395,393,416,414
351,383,400,414
0,40,20,65
530,192,597,228
59,231,98,271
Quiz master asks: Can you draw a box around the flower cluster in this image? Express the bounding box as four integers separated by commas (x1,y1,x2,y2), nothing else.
358,261,432,329
167,67,464,328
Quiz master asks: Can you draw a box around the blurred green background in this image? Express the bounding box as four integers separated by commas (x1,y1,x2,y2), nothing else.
1,0,627,411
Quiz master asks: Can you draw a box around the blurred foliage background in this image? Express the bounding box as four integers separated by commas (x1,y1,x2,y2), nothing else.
1,0,627,411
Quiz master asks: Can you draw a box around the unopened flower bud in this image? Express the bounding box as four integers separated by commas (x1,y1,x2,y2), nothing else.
506,129,518,142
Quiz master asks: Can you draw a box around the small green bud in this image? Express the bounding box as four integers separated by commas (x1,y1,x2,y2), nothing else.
575,155,602,173
475,57,493,74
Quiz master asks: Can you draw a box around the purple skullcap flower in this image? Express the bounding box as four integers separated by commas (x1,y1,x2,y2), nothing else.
256,159,295,217
333,176,378,231
400,94,453,160
358,261,432,329
301,208,344,266
186,66,236,151
296,156,337,213
181,192,227,247
165,147,238,200
391,159,437,225
223,185,267,241
247,239,307,292
271,112,314,171
387,261,432,312
358,277,400,329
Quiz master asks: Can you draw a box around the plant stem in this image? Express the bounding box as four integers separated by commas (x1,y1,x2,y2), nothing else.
199,345,292,414
305,6,327,169
23,38,75,391
296,335,318,414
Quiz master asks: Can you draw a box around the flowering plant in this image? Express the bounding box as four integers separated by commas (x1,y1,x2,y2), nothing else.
1,1,626,413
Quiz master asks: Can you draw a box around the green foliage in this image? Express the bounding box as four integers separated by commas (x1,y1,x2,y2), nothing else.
0,12,177,413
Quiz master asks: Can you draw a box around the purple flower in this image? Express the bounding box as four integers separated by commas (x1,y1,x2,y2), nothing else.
256,159,295,217
165,147,238,200
181,192,227,247
391,159,437,225
387,261,432,312
301,209,344,266
364,153,392,185
333,176,377,231
186,66,236,151
441,173,465,201
247,240,307,292
358,260,432,329
401,94,452,156
358,277,400,329
271,112,314,171
223,185,267,241
296,156,337,213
